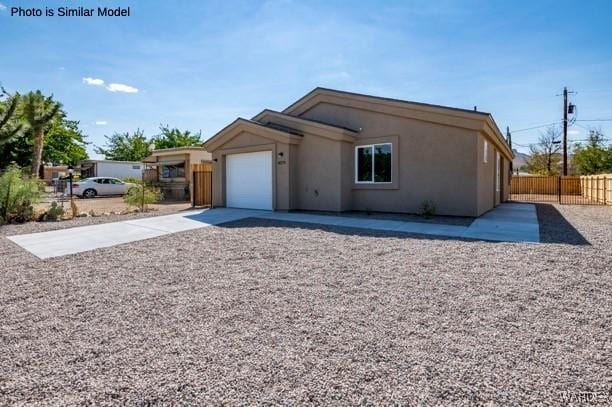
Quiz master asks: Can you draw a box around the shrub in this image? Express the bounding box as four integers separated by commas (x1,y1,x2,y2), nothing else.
45,201,64,221
0,166,43,224
419,199,436,219
123,184,162,211
122,177,143,185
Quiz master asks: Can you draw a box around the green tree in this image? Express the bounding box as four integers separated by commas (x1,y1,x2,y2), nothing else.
42,119,89,165
572,129,612,175
150,125,202,149
20,91,64,176
0,118,89,169
526,126,562,175
0,88,24,144
94,129,151,161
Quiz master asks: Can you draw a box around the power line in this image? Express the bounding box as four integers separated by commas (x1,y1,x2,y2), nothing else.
510,121,563,133
575,119,612,122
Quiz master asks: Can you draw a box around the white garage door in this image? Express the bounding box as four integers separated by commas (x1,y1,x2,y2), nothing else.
226,151,273,210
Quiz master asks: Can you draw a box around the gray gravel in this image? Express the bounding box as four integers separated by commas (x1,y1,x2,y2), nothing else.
0,204,611,405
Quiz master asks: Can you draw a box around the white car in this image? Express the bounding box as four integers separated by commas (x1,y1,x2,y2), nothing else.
71,177,136,198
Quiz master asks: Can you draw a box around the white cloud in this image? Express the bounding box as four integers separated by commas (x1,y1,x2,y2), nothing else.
105,83,139,93
0,3,7,11
95,121,107,125
83,77,105,86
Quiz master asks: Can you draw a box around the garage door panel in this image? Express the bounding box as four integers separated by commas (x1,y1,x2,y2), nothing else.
226,151,273,210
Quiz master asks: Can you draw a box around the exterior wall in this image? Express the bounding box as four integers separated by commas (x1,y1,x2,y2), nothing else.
298,103,480,216
292,133,345,211
211,131,293,210
95,161,142,179
476,135,495,216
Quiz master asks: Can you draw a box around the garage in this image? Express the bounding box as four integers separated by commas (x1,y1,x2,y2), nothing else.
226,151,273,210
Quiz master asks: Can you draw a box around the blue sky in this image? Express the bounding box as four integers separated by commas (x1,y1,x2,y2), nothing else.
1,0,611,158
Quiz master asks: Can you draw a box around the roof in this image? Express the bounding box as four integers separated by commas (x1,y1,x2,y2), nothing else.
203,118,303,151
149,146,208,154
253,109,359,133
282,87,513,160
283,87,492,117
79,159,143,165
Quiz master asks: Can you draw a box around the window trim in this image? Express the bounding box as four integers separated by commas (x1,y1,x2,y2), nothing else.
354,143,393,184
483,140,488,163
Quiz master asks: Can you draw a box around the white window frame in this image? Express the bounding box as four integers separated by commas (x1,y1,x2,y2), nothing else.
495,152,500,192
355,143,392,184
483,140,488,163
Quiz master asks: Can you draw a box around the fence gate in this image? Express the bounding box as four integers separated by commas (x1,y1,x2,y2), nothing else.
510,175,611,205
192,170,212,207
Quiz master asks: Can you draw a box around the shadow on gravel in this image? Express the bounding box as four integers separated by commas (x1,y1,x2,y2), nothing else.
536,203,590,245
220,218,484,243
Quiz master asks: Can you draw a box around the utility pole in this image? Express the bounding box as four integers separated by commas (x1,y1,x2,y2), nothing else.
563,87,568,176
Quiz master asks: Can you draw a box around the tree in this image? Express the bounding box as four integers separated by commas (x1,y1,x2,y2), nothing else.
150,125,202,149
572,128,612,175
94,129,151,161
526,126,562,175
0,88,24,144
42,119,89,165
0,118,89,169
20,91,64,176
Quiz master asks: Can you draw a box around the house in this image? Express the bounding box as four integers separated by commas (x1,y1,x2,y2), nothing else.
41,165,68,185
143,146,212,200
203,88,514,217
79,160,143,179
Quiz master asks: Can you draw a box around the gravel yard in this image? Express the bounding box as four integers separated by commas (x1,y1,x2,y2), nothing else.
1,203,611,405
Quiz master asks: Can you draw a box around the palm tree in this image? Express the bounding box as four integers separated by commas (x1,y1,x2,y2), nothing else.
0,87,23,145
20,91,63,176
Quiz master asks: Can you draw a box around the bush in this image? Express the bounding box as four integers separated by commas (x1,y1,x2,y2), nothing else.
122,177,143,185
45,201,64,221
419,199,436,219
0,166,43,224
123,184,162,211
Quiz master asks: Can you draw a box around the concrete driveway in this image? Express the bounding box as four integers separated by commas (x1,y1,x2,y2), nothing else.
8,203,540,259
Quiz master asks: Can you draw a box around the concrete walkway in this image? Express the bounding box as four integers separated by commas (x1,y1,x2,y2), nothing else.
8,203,539,259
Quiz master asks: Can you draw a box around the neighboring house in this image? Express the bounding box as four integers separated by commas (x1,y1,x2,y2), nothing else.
79,160,143,179
203,88,514,217
143,147,212,200
42,165,68,185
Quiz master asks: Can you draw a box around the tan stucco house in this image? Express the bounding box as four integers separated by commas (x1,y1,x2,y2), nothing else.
144,146,212,200
203,88,513,217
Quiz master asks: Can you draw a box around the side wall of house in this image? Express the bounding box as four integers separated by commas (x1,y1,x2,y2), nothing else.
296,103,480,216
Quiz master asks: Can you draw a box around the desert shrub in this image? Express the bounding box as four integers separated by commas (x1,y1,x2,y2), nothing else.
0,166,43,223
121,177,143,185
45,201,64,221
70,199,79,218
419,199,436,219
123,184,162,210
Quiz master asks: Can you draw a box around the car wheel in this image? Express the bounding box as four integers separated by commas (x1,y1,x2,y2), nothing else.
83,189,97,199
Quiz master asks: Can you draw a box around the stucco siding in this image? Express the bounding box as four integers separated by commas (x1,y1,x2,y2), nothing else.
294,134,344,211
299,102,479,216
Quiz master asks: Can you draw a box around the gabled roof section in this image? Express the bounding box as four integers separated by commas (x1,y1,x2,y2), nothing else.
252,109,357,143
203,118,302,152
283,87,513,159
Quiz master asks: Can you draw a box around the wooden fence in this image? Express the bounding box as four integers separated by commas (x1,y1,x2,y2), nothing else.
580,174,612,205
191,163,213,207
510,175,611,205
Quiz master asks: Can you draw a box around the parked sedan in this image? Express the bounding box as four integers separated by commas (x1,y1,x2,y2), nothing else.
71,177,136,198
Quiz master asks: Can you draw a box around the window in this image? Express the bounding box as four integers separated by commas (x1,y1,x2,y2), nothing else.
495,152,500,192
483,140,488,163
132,165,141,170
162,162,185,178
355,143,392,183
